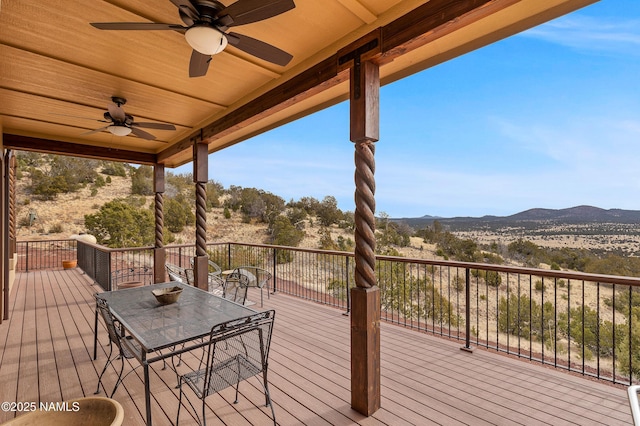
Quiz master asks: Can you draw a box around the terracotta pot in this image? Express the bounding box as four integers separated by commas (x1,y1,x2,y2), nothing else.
62,259,77,269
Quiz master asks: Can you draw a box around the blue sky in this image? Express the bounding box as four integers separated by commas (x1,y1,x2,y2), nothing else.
177,0,640,218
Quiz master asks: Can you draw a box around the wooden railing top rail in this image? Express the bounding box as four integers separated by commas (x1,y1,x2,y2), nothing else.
212,241,640,287
77,240,154,254
70,239,640,287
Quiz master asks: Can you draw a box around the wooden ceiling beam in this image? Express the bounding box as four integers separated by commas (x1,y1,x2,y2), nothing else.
380,0,496,57
2,134,157,165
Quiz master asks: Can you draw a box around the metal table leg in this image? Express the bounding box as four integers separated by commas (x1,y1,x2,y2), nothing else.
93,307,98,360
144,359,152,425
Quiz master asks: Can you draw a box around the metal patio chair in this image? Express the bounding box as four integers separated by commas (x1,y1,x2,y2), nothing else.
190,258,224,293
176,310,277,426
226,266,272,307
166,263,194,285
222,271,250,305
94,296,143,398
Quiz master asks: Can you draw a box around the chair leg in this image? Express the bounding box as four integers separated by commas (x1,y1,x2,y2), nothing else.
110,355,126,397
177,378,203,426
202,399,207,426
94,344,114,395
234,357,242,404
177,379,183,425
261,371,277,425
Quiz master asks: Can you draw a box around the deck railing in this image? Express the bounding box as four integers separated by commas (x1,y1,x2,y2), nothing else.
76,241,154,290
16,239,77,272
22,239,640,386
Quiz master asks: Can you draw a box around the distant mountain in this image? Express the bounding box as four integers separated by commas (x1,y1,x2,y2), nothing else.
507,205,640,222
392,205,640,229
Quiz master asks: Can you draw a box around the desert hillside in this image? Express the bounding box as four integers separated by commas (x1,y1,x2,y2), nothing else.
14,172,437,259
15,159,638,259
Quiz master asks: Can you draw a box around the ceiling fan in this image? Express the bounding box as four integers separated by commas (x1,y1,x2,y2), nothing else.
90,0,295,77
75,97,177,140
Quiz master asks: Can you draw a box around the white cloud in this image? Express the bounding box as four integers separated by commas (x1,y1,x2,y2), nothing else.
522,15,640,55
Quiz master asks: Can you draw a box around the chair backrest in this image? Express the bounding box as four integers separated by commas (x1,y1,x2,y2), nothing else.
207,260,222,276
189,258,222,276
166,264,187,283
184,268,194,285
223,273,249,304
252,267,272,289
95,296,125,353
201,310,276,396
208,273,225,293
229,266,272,288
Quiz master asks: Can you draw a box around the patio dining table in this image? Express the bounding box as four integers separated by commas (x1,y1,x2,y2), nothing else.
94,281,257,425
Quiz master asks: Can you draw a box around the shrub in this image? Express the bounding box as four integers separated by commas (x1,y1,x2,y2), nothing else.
131,165,153,196
318,227,338,250
94,175,106,188
453,275,465,292
101,161,127,177
270,216,304,263
165,195,195,232
316,196,342,226
84,199,154,247
28,155,99,199
49,223,64,233
485,270,502,287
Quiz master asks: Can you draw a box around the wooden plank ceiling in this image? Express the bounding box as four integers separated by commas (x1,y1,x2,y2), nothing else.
0,0,597,168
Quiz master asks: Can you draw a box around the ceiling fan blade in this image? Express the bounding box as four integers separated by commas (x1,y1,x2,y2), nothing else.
178,9,195,27
81,126,110,136
189,50,211,77
131,122,177,130
50,113,107,122
170,0,199,19
130,127,156,140
90,22,184,31
228,32,292,66
108,102,126,122
171,0,199,26
219,0,295,27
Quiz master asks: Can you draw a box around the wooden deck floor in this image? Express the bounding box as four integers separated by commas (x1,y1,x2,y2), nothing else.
0,268,633,425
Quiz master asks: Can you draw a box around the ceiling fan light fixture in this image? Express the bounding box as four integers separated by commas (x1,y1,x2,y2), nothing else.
108,125,132,136
185,25,228,55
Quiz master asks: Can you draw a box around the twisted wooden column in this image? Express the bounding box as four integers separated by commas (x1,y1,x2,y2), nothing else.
8,152,16,256
154,192,164,249
153,164,166,283
195,181,207,258
354,140,376,289
193,141,208,290
349,58,380,417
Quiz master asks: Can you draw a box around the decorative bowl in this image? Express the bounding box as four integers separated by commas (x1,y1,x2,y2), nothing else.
151,286,183,305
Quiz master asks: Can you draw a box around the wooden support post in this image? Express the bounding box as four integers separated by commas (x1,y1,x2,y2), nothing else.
1,140,5,323
193,141,208,290
350,286,380,415
349,58,381,415
153,164,166,283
